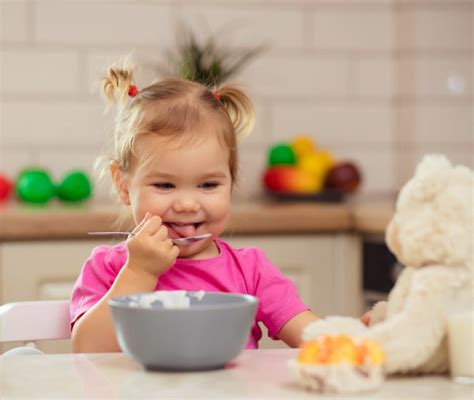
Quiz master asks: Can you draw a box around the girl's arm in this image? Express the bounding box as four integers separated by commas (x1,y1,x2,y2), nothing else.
71,266,157,353
72,215,179,353
277,310,319,348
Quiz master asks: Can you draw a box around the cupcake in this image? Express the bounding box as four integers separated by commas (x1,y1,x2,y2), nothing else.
289,335,385,393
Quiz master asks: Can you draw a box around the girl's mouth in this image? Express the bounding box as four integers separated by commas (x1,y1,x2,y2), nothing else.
164,222,203,238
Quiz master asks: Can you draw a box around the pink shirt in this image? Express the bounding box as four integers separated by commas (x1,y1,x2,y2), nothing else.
70,239,309,349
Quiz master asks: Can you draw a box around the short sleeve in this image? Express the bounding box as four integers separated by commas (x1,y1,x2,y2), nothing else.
69,244,127,329
252,249,310,339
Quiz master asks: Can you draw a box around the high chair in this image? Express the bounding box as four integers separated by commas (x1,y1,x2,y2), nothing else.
0,300,70,348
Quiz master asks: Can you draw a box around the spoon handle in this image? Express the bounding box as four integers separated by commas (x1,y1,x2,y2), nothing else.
88,231,131,236
88,232,211,245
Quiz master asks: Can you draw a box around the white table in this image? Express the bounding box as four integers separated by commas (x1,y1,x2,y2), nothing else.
1,349,472,399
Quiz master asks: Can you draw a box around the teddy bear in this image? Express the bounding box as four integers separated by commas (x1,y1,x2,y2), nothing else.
303,154,473,375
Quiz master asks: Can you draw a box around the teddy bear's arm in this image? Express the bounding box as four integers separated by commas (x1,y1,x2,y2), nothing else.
368,267,415,326
367,266,453,374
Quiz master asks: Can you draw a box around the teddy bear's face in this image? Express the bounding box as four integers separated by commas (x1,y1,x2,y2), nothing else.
385,202,442,268
385,155,473,270
385,217,403,264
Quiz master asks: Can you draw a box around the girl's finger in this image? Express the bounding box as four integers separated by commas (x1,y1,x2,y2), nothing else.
141,215,163,236
131,212,151,235
128,212,152,240
170,245,180,258
153,224,169,241
360,314,371,326
161,237,174,250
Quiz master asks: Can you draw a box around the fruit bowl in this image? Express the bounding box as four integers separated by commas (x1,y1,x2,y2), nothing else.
265,189,345,203
262,137,363,199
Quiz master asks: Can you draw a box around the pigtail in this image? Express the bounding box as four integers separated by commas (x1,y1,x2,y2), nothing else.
101,57,136,107
217,85,255,142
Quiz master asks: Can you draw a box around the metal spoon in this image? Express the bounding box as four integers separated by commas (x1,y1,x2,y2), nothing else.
88,232,212,246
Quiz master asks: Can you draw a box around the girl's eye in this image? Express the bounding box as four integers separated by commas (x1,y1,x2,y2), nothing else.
199,182,219,190
153,182,174,189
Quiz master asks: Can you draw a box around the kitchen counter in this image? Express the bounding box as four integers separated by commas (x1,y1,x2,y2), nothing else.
0,196,394,241
1,349,470,399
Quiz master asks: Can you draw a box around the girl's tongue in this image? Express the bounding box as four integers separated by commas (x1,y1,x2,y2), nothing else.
168,223,197,238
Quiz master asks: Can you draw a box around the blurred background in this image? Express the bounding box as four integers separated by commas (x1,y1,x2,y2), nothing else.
1,0,472,201
0,0,472,354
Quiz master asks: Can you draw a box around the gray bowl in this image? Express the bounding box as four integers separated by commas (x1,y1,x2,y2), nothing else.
108,291,258,371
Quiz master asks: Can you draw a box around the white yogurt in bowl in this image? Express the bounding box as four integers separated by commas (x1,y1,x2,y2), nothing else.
127,290,206,309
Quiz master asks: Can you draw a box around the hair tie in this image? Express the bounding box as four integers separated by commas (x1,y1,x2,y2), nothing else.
128,84,139,97
212,91,221,101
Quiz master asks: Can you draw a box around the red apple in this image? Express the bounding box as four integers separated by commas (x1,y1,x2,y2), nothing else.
0,174,13,202
263,166,320,193
324,162,362,193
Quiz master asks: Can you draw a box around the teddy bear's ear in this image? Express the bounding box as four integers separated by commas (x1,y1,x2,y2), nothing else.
407,154,452,203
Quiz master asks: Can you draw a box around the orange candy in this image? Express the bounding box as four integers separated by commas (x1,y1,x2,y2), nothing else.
298,340,323,364
360,339,385,365
297,335,385,366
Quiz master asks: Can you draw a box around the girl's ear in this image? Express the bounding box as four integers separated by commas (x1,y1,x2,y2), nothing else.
110,160,131,205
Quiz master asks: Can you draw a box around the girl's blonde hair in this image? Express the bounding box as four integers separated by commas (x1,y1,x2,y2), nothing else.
97,59,255,185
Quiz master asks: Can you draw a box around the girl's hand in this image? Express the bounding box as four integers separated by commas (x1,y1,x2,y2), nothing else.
125,213,180,278
360,311,371,326
362,301,388,327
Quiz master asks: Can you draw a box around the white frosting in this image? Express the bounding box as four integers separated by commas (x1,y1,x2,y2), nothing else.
288,359,384,394
128,291,206,309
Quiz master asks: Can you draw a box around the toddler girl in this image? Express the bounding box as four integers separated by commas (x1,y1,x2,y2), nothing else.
70,60,318,352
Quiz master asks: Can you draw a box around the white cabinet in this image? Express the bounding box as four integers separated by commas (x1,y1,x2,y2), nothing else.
1,241,96,303
225,234,363,348
0,234,363,353
0,240,103,354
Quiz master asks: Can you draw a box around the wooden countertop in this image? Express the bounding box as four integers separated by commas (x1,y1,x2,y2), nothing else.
2,349,470,400
0,196,395,241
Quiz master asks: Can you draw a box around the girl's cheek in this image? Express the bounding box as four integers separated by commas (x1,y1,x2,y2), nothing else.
211,204,231,224
207,195,230,211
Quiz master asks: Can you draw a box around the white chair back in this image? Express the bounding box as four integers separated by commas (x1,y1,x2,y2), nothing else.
0,300,70,348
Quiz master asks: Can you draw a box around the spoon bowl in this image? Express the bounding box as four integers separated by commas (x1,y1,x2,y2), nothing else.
172,233,212,245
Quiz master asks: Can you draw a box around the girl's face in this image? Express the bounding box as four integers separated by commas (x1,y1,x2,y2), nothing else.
114,132,232,259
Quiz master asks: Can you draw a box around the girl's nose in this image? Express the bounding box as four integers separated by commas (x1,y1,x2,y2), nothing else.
172,196,200,213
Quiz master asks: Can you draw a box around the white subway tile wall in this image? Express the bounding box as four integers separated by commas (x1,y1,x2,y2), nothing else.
1,0,29,43
35,3,175,46
1,0,472,200
312,6,395,51
1,50,81,93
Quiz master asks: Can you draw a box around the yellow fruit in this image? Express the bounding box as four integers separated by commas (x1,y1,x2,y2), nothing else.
293,169,321,193
318,149,335,171
298,154,325,178
291,136,316,159
297,150,334,186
